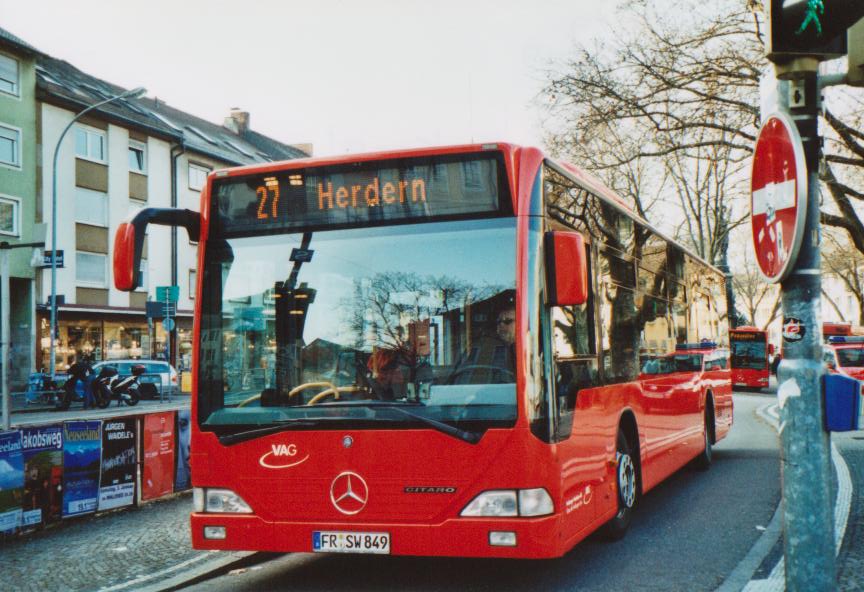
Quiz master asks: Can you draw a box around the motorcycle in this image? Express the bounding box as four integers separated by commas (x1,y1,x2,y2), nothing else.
58,360,111,410
101,364,143,407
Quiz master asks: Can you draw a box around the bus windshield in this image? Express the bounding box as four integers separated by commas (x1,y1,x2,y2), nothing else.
837,347,864,368
198,217,517,432
730,339,767,370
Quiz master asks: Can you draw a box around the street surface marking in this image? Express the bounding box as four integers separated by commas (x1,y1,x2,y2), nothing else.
97,552,215,591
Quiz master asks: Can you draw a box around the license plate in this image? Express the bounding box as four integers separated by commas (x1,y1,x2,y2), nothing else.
313,531,390,554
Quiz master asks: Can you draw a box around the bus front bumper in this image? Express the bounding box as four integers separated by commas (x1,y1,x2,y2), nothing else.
190,512,563,559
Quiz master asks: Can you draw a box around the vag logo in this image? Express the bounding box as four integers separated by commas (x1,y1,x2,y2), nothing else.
273,444,298,456
259,443,309,469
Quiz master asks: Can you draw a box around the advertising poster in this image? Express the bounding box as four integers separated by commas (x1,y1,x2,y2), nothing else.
99,418,137,511
0,430,24,533
21,425,63,528
143,412,175,500
62,421,102,518
174,410,191,492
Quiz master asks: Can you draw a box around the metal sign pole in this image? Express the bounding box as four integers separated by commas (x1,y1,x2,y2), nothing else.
1,248,8,430
165,294,171,368
777,71,836,591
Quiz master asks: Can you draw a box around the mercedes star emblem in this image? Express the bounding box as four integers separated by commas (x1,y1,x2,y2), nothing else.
330,471,369,515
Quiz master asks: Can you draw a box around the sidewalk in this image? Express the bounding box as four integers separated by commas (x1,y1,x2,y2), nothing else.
0,492,252,592
729,406,864,591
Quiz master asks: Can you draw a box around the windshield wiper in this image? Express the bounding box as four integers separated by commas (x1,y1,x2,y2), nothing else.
321,401,482,444
217,403,483,446
217,419,322,446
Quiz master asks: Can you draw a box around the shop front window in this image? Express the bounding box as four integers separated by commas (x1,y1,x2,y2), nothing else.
104,322,148,360
60,322,103,369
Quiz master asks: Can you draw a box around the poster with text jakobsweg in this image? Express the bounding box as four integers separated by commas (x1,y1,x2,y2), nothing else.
21,425,63,527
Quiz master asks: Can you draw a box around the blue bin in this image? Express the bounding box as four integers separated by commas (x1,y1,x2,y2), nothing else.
823,374,861,432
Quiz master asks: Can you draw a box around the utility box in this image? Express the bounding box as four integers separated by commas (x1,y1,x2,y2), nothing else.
823,374,862,431
848,19,864,86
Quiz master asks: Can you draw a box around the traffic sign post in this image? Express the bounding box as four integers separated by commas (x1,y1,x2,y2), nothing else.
761,7,864,589
156,285,178,366
756,74,835,591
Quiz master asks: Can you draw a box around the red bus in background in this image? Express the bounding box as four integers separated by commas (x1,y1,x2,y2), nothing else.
824,322,853,340
112,143,732,559
729,327,770,390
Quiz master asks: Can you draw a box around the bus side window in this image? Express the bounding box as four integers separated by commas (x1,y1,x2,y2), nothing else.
551,303,599,440
597,269,640,383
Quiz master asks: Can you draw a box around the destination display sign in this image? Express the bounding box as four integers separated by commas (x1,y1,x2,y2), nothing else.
730,331,760,341
210,153,509,237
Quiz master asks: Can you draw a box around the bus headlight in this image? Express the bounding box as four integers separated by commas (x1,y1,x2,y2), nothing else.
203,488,253,514
518,488,554,516
461,490,518,516
460,488,554,517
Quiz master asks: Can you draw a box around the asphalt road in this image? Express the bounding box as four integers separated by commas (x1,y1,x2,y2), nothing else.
184,393,781,592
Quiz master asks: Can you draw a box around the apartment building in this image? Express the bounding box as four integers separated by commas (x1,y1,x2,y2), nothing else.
0,29,43,388
34,55,308,376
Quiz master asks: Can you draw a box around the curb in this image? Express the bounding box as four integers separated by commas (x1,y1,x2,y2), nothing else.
94,550,259,592
134,551,261,592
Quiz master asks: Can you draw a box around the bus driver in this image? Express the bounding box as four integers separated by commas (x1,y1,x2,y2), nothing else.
449,301,516,384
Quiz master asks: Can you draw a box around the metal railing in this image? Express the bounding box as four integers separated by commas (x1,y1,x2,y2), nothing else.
8,372,178,411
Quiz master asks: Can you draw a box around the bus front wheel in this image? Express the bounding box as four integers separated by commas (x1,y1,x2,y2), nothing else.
601,428,637,540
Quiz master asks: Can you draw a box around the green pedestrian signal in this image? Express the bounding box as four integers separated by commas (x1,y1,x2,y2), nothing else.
768,0,864,64
796,0,824,36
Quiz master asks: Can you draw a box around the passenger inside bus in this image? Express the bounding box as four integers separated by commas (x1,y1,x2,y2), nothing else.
367,347,406,400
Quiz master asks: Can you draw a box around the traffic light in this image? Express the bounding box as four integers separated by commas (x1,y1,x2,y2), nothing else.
768,0,864,63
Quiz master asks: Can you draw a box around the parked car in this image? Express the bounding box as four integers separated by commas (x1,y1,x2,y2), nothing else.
91,360,178,399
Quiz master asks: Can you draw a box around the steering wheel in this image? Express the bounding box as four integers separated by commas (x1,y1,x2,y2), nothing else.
448,365,515,385
287,381,340,405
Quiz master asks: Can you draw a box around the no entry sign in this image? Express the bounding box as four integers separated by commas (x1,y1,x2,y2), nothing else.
750,111,807,283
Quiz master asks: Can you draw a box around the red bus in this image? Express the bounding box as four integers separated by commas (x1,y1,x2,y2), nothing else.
729,327,770,390
824,322,853,341
113,143,732,559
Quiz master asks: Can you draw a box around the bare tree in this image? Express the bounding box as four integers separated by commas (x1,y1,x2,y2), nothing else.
733,252,780,328
542,1,762,267
542,0,864,262
822,231,864,324
665,129,749,264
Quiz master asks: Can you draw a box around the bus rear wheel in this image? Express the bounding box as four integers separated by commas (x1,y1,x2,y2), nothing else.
601,428,637,540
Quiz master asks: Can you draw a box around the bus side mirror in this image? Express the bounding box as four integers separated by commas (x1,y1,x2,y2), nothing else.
113,208,201,291
545,231,588,307
768,343,775,355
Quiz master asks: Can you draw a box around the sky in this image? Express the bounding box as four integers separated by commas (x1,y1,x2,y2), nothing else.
0,0,618,157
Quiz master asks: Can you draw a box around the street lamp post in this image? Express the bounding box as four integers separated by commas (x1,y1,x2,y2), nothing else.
48,86,145,380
